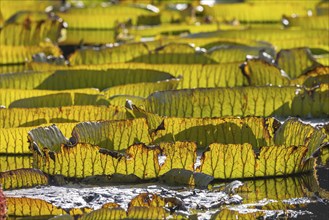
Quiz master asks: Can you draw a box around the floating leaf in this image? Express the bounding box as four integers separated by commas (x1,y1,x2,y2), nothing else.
159,142,196,175
274,118,326,160
0,168,48,190
109,95,145,107
102,78,180,98
28,116,324,179
28,124,69,153
73,93,110,106
32,143,160,179
241,58,290,86
0,105,126,128
8,93,110,108
0,15,64,46
282,15,329,30
291,84,329,117
125,144,160,179
30,140,313,180
30,139,314,179
9,93,67,108
68,207,92,216
0,44,62,64
203,2,316,22
28,62,247,88
72,119,152,151
199,143,255,179
62,29,116,45
70,42,220,66
0,88,100,108
106,63,246,89
129,43,217,64
198,38,272,50
6,197,65,217
33,143,124,178
208,45,275,63
276,47,322,78
69,43,149,65
125,103,163,131
128,193,166,208
0,1,61,21
199,29,329,51
130,23,220,38
154,43,196,54
152,117,277,148
144,86,329,118
37,69,175,91
0,127,33,154
0,69,175,91
0,71,53,90
0,156,33,172
55,114,280,151
101,202,121,209
128,193,184,215
257,145,308,176
198,143,308,179
56,4,158,29
4,10,51,24
80,207,126,220
271,36,329,52
0,123,76,155
291,66,329,87
0,64,27,75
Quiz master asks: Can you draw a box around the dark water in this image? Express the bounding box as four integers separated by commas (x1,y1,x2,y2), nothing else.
299,166,329,220
5,166,329,219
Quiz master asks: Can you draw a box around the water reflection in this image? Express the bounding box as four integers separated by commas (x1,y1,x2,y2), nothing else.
4,170,328,219
211,171,329,219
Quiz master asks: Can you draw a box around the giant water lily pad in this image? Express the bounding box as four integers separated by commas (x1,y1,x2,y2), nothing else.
28,118,325,179
143,86,329,118
0,88,100,108
203,2,317,23
69,43,150,65
1,1,329,219
0,156,33,173
198,143,308,179
0,13,64,46
0,105,127,128
282,15,329,30
55,4,159,29
0,44,62,65
0,69,175,91
0,168,48,190
276,47,322,78
30,62,247,88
